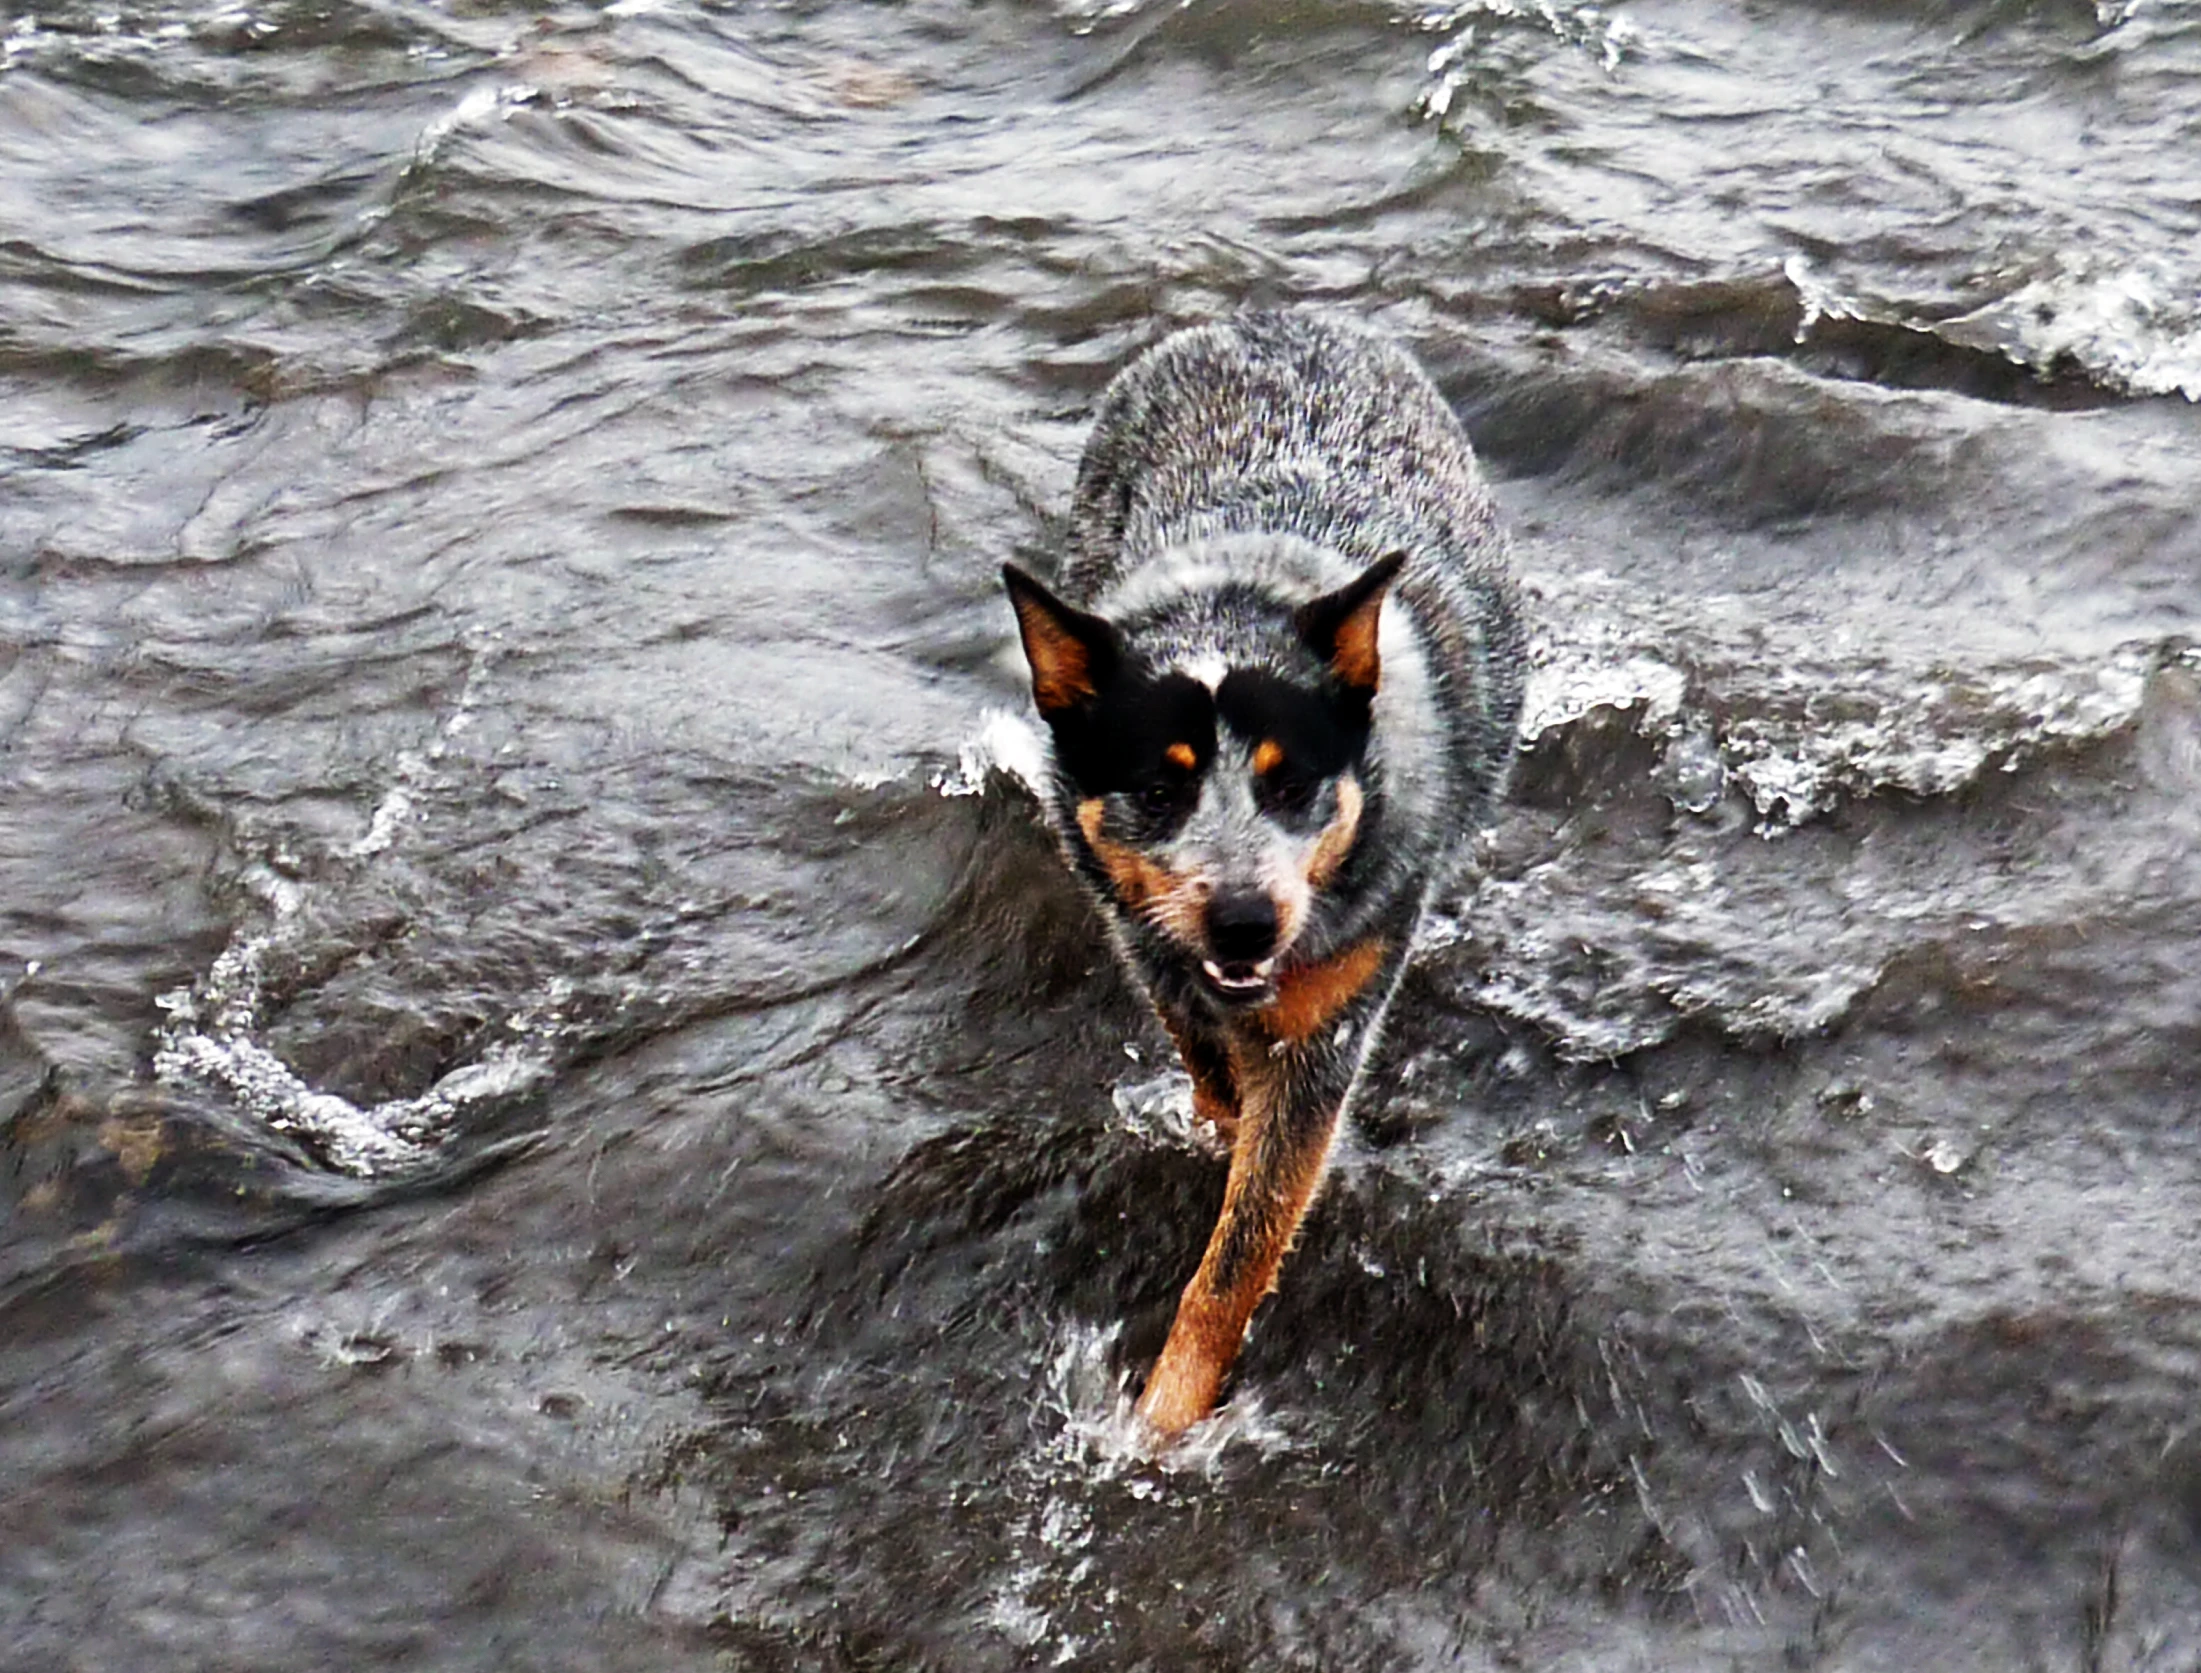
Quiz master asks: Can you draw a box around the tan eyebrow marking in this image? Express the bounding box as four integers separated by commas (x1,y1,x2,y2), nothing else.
1251,739,1284,776
1165,741,1197,771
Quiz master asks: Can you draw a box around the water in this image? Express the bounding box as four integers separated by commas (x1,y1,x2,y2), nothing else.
5,0,2201,1665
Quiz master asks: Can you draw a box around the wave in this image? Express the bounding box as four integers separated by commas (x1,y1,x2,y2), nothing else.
1438,600,2200,1059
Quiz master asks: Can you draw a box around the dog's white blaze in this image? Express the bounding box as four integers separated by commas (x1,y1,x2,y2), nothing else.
1182,652,1228,691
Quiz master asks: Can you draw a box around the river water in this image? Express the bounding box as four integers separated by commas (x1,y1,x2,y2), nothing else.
5,0,2201,1666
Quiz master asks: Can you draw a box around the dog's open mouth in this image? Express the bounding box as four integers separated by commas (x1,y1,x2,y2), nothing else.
1200,957,1276,1003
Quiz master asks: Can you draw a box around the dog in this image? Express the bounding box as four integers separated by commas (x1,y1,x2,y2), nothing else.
1002,311,1524,1441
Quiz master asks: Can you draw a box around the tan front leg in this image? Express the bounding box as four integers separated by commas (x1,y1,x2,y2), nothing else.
1135,936,1391,1442
1135,1068,1341,1439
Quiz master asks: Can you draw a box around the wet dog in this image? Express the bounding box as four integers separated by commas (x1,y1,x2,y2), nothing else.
1003,311,1524,1441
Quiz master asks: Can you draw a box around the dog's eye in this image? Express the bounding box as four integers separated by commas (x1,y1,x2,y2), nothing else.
1256,768,1320,816
1250,740,1316,815
1137,775,1195,821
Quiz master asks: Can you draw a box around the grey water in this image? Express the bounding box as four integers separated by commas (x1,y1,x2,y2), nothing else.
5,0,2201,1665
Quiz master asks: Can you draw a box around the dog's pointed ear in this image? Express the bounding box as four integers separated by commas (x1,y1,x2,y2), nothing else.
1003,564,1120,716
1294,551,1405,694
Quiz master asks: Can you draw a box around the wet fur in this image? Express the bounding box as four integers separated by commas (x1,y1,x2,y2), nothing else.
1007,311,1524,1440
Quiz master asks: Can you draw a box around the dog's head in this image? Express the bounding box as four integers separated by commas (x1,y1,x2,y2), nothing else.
1002,554,1401,1009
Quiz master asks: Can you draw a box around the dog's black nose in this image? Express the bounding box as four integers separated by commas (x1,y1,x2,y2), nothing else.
1205,891,1278,964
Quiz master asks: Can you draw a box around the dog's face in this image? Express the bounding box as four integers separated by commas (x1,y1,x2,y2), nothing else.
1003,555,1400,1009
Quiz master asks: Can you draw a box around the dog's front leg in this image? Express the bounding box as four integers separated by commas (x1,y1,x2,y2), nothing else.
1135,933,1403,1440
1135,1041,1350,1439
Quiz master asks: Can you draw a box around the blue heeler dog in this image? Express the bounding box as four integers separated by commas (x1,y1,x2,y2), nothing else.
1002,312,1524,1440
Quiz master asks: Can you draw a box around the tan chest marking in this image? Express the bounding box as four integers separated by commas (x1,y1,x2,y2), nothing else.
1256,936,1388,1045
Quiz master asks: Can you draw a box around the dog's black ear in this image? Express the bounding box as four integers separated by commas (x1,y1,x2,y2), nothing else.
1003,564,1120,716
1294,552,1405,695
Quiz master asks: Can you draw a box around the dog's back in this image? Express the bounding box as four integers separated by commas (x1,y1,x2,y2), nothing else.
1064,311,1525,861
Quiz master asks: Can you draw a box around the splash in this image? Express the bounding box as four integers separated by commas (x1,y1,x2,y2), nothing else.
411,80,542,170
152,634,561,1178
1044,1321,1301,1474
1784,250,2201,404
1416,0,1640,120
1108,1068,1230,1155
1941,255,2201,403
933,707,1049,799
1050,0,1177,28
979,1321,1306,1656
1518,584,2162,831
2,14,41,69
1461,583,2192,1059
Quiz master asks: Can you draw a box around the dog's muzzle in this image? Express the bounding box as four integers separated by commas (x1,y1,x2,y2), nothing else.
1201,890,1280,1004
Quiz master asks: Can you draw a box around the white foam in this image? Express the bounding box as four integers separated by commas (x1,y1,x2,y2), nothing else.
1786,253,1869,343
1520,578,2159,830
1416,0,1641,119
1464,598,2171,1056
934,707,1049,799
345,782,416,859
2,14,41,68
152,632,554,1178
1047,0,1182,33
413,82,539,169
1786,248,2201,402
1945,255,2201,402
1719,649,2154,828
155,992,555,1178
1519,652,1688,744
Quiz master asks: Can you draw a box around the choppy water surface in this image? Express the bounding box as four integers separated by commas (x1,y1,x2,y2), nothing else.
6,0,2201,1665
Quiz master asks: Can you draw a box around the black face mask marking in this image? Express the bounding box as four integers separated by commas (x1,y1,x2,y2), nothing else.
1214,668,1370,822
1048,670,1217,832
